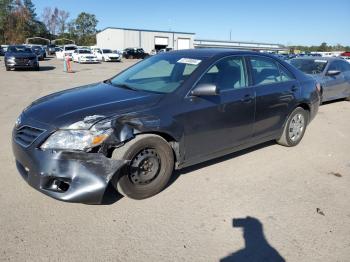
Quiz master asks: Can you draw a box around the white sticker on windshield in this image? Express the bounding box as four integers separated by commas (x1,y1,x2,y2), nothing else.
315,60,327,63
177,58,202,65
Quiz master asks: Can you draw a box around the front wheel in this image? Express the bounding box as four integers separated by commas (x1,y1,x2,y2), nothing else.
277,107,308,147
112,134,174,199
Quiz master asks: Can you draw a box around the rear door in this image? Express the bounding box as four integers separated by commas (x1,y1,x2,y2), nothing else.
323,61,346,100
248,56,299,139
338,60,350,97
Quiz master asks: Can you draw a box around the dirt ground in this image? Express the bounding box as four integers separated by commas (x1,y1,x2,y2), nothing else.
0,56,349,262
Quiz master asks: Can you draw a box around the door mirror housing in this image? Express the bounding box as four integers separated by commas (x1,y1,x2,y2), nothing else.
191,84,219,96
326,70,341,76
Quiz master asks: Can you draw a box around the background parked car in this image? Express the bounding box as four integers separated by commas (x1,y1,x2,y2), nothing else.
4,45,39,71
55,44,77,60
0,46,4,56
72,48,99,63
289,57,350,103
30,45,46,60
92,48,121,62
46,44,57,55
123,48,149,59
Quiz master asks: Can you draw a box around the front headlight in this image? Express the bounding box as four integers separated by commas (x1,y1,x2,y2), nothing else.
40,119,113,151
6,56,15,62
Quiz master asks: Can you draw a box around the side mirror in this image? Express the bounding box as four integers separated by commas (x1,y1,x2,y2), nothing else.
326,70,341,76
191,84,219,96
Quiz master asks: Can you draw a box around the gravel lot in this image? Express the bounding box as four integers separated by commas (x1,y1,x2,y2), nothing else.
0,56,349,262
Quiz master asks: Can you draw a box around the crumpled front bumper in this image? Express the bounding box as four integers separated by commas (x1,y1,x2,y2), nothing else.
12,139,126,204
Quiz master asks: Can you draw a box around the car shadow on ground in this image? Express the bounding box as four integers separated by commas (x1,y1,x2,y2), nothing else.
39,66,56,71
220,216,285,262
321,98,347,106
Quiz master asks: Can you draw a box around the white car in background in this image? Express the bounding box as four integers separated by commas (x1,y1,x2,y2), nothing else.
341,56,350,63
92,48,121,62
72,49,99,63
56,44,77,60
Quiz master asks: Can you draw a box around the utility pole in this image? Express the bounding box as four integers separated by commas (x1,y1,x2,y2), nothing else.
229,29,232,41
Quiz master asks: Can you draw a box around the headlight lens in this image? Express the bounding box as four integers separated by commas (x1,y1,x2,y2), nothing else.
6,56,15,62
41,119,113,151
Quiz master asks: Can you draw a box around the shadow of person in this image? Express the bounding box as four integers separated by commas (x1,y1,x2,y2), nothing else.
221,217,285,262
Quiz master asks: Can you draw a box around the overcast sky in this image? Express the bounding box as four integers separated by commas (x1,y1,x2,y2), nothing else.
33,0,350,46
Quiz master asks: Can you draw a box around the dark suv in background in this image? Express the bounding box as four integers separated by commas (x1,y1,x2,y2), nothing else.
5,45,39,71
123,48,149,59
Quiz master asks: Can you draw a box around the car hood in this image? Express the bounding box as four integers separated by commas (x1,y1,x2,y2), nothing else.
80,54,96,58
6,52,36,58
23,82,163,128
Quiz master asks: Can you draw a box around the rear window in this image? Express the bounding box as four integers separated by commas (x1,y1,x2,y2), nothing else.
290,59,327,74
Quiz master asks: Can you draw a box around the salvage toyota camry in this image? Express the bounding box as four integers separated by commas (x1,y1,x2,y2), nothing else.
12,49,320,204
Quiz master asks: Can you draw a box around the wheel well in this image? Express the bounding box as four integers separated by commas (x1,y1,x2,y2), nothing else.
298,103,310,113
109,131,180,164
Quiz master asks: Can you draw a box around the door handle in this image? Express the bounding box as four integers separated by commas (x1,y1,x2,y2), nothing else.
241,94,253,102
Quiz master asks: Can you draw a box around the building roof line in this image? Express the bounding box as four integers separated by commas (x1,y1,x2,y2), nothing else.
98,27,195,35
194,39,286,47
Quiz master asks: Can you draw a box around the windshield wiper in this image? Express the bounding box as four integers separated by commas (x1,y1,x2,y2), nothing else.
104,80,139,91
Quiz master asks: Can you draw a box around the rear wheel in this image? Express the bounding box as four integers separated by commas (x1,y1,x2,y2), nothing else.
112,134,174,199
277,107,308,147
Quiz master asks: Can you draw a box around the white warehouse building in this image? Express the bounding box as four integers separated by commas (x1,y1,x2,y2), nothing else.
96,27,195,53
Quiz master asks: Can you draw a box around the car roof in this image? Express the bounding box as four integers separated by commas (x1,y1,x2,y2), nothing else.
167,48,277,59
291,56,340,62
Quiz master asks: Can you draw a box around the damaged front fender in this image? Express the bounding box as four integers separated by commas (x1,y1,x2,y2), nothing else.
13,138,127,204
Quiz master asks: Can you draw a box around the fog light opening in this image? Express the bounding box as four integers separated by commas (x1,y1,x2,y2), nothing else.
51,179,70,192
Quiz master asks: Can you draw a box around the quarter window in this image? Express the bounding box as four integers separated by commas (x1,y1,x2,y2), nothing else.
197,56,247,90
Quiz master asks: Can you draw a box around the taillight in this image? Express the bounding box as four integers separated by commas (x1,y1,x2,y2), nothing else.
316,83,321,93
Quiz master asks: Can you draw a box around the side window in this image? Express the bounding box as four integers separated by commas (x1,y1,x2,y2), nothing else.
250,57,281,85
339,61,350,72
328,61,341,71
279,64,294,82
197,56,247,90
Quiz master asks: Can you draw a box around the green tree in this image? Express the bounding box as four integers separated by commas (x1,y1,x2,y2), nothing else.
74,12,98,45
0,0,14,43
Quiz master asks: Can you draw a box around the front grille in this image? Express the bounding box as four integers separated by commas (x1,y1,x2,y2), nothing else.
15,58,29,64
15,126,46,147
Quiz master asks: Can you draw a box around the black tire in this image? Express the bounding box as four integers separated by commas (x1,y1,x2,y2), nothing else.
102,57,105,62
112,134,174,199
6,66,10,71
277,107,308,147
35,66,40,71
345,96,350,101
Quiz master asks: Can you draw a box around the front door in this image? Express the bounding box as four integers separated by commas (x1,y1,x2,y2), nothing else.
181,56,255,161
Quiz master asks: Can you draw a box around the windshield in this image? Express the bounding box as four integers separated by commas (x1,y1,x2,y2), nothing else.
110,54,203,93
289,59,328,74
103,49,112,53
79,49,92,54
8,46,33,53
65,46,77,51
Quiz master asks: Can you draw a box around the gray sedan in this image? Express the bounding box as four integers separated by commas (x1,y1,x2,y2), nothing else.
290,57,350,103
